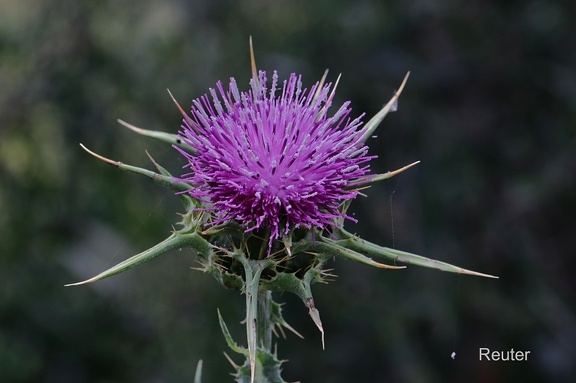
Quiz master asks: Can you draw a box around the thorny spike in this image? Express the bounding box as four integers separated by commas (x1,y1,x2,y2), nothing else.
282,234,293,257
272,325,281,339
395,71,410,100
372,161,420,182
117,119,195,153
349,160,421,187
117,119,145,134
279,321,304,340
327,73,341,105
312,69,329,102
360,71,410,142
306,299,325,350
249,36,258,85
79,144,192,194
271,299,304,339
117,119,158,138
194,360,203,383
223,352,240,369
145,151,163,172
316,72,341,121
167,89,197,130
79,143,118,167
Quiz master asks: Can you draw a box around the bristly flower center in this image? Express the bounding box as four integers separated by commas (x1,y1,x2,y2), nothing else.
176,71,375,245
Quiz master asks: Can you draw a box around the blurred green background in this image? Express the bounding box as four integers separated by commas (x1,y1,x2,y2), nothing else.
1,0,575,382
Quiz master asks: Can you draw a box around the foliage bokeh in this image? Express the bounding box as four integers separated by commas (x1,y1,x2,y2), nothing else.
1,0,575,382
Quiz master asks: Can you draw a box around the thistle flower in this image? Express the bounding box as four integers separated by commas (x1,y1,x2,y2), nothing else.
176,71,374,245
70,42,497,383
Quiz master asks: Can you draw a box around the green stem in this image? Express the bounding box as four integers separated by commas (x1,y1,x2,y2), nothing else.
235,253,286,382
257,290,273,351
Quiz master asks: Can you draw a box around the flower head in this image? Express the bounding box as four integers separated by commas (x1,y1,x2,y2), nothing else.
177,71,374,243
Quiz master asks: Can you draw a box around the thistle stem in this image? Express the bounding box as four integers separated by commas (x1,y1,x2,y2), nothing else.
257,290,273,351
238,256,281,383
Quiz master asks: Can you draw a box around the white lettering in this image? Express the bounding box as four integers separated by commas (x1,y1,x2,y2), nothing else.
479,348,530,361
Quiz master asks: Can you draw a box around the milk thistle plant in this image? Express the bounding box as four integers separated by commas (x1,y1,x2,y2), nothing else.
69,41,496,382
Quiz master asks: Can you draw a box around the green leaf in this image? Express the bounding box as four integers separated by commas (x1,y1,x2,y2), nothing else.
65,232,212,286
261,263,326,349
217,309,248,356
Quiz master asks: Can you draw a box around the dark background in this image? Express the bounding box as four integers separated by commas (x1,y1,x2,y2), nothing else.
1,1,575,382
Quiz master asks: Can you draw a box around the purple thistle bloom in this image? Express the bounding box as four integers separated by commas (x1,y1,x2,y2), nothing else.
177,71,375,244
